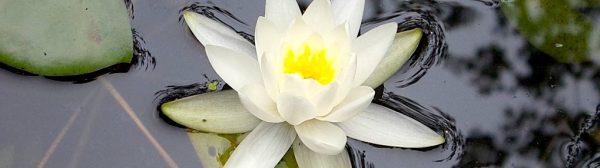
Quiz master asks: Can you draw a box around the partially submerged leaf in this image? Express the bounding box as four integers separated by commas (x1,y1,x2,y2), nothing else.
0,0,133,76
187,132,298,168
187,132,235,168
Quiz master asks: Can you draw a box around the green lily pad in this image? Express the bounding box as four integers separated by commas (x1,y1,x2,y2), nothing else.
0,0,133,76
501,0,600,63
187,131,298,167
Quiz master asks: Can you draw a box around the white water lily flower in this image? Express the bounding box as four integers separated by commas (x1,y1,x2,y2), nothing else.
165,0,445,167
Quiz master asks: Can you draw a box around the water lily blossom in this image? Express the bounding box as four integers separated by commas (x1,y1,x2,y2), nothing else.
163,0,445,167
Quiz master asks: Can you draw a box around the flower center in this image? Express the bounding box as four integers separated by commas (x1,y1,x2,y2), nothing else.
283,43,336,85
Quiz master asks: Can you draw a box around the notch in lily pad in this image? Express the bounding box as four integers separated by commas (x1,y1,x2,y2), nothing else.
0,0,138,77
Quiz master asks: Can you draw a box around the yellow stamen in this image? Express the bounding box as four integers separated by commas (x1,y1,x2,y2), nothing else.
283,43,335,85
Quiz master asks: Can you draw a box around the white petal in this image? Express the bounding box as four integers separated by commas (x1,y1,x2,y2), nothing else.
333,53,357,105
183,11,256,57
352,23,398,86
224,122,296,168
279,74,312,98
337,104,445,148
362,28,423,88
332,0,365,37
277,93,318,125
161,90,260,134
293,139,352,168
302,0,335,33
295,120,347,155
318,86,374,122
322,24,352,70
204,45,262,91
339,53,357,82
314,82,339,116
259,53,280,101
284,17,315,48
238,83,285,123
255,17,282,63
265,0,301,28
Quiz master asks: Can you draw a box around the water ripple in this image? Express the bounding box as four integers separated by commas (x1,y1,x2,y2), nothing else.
565,105,600,168
131,29,156,70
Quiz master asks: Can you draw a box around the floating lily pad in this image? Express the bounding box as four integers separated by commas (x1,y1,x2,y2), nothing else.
0,0,133,76
501,0,600,63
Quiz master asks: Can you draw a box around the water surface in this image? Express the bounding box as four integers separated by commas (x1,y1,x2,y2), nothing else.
1,0,599,167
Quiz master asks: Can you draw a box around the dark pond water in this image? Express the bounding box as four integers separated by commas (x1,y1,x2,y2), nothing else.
1,0,600,167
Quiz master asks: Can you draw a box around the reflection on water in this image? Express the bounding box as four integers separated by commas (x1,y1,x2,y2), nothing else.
1,0,600,167
452,105,600,167
566,105,600,167
440,0,600,167
502,0,600,63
